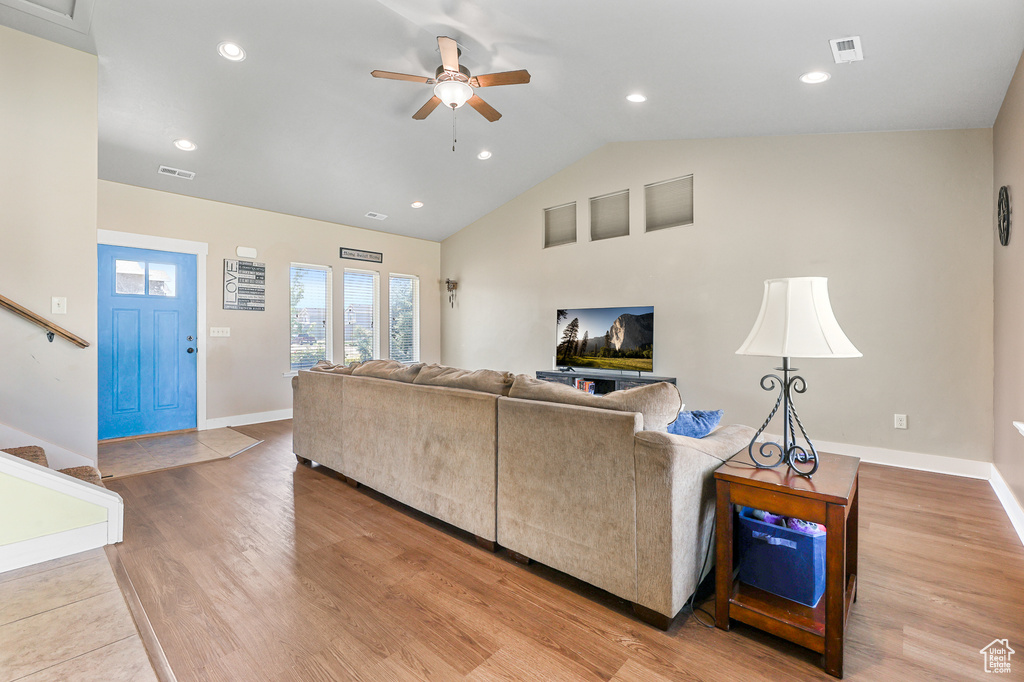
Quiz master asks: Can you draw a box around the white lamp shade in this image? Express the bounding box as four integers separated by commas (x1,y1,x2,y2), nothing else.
736,277,862,358
433,80,473,108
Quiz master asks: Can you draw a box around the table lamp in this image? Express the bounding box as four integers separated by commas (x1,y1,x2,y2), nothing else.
736,277,861,476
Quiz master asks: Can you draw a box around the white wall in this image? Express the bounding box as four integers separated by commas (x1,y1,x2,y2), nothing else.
0,26,98,462
994,48,1024,504
98,181,442,422
441,130,994,463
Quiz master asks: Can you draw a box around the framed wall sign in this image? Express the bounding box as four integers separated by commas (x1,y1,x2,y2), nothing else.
340,248,383,263
223,259,266,311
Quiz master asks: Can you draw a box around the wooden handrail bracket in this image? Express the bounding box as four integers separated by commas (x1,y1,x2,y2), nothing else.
0,294,90,348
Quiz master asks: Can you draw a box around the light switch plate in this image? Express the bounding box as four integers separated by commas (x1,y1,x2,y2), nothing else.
51,297,67,314
209,327,230,337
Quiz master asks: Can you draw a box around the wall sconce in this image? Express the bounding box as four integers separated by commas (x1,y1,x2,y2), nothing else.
446,279,458,308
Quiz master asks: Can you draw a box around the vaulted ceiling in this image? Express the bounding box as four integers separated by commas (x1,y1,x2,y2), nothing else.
3,0,1024,241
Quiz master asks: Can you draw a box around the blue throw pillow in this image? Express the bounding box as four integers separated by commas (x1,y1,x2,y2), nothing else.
666,409,723,438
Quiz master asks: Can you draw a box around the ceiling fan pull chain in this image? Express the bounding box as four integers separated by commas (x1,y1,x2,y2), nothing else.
452,105,457,152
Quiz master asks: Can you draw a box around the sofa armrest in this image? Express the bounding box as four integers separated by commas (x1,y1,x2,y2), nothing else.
633,424,756,618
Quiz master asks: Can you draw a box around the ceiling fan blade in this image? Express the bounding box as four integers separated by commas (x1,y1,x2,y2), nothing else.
413,96,443,120
438,36,460,73
467,95,501,122
371,70,435,84
470,70,531,88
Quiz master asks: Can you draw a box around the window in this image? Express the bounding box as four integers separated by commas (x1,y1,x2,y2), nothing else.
344,268,379,364
590,189,630,241
290,263,332,370
389,274,419,363
115,259,176,296
645,174,694,232
544,202,576,248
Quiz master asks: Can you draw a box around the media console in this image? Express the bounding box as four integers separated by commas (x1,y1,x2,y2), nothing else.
536,370,676,396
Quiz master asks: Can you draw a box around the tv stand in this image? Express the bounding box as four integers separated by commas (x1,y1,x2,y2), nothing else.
536,370,676,395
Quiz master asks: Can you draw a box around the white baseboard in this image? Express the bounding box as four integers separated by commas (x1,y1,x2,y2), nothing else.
204,408,292,431
0,422,93,470
0,523,109,574
990,465,1024,548
798,437,993,479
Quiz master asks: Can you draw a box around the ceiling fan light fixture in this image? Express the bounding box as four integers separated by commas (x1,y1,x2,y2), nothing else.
434,80,473,109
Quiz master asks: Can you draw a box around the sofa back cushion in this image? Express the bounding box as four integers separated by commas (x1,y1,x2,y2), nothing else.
507,374,682,431
351,359,424,383
309,360,358,375
414,364,515,396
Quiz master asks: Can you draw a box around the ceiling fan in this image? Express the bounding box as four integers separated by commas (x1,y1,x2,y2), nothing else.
371,36,530,122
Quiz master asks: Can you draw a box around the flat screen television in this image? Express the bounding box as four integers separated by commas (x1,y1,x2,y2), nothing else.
555,306,654,373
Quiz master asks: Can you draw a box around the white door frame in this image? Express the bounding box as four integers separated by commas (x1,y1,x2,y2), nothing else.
97,230,209,431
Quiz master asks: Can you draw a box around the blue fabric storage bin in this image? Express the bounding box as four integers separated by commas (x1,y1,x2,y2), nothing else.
736,507,826,607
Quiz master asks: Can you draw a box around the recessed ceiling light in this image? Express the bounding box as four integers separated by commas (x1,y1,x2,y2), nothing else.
173,139,197,151
799,71,831,84
626,93,647,103
218,41,246,62
411,201,424,208
477,150,492,160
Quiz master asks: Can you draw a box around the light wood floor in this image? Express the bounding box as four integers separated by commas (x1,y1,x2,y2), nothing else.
106,420,1024,681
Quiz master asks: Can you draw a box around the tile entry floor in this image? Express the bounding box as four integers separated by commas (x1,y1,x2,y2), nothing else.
98,428,261,480
0,549,157,682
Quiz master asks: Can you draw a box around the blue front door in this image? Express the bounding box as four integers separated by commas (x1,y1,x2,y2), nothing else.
98,245,198,440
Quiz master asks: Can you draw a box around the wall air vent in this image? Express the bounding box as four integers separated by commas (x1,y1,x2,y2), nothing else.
829,36,863,64
0,0,96,34
365,211,388,220
157,165,195,180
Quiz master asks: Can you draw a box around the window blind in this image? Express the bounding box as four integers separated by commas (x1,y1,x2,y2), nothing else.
590,189,630,241
645,175,694,232
343,268,379,364
289,263,332,370
389,274,420,363
544,202,577,248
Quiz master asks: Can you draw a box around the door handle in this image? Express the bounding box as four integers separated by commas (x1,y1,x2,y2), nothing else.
187,347,195,354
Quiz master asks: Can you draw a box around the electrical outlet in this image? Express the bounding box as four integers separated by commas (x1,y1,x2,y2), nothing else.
894,414,908,429
209,327,231,337
51,297,66,315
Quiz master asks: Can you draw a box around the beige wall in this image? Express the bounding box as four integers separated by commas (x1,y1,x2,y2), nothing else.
994,49,1024,503
98,181,441,421
0,473,106,546
0,27,98,460
441,130,994,462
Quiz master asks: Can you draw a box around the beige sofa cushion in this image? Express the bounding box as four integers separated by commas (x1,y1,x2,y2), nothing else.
507,374,682,431
414,364,514,396
309,360,358,374
351,359,424,383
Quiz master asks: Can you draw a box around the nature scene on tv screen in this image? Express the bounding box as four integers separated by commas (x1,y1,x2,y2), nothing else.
556,306,654,372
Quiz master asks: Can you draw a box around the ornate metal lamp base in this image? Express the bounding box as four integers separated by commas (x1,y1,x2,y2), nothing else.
747,357,819,477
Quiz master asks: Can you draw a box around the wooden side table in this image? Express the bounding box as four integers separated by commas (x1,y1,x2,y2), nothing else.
714,451,860,678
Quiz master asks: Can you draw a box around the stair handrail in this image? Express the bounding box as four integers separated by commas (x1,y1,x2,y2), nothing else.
0,293,90,348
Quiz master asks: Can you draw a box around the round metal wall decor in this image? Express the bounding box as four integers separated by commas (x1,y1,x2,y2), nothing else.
998,185,1011,246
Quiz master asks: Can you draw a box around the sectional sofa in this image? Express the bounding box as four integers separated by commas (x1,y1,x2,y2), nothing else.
292,359,755,628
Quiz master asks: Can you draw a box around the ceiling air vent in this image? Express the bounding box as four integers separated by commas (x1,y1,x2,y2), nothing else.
365,211,388,220
829,36,863,64
158,165,195,180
